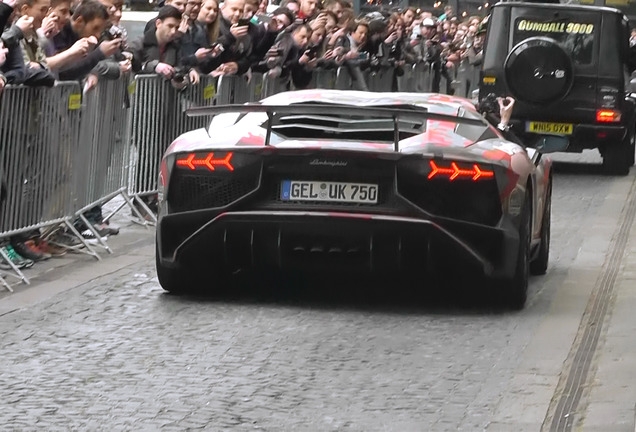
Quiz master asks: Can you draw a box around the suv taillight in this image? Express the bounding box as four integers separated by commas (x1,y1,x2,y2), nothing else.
597,109,621,123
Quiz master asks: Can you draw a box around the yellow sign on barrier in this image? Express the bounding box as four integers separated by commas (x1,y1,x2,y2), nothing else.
128,81,136,95
68,93,81,110
204,84,216,100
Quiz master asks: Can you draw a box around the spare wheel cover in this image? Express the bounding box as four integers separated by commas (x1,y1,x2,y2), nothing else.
504,36,574,105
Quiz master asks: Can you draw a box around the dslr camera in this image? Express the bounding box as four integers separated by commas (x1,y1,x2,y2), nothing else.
478,93,500,115
105,25,123,40
172,66,189,84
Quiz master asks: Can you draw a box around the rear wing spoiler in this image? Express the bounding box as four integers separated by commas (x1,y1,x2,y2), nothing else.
187,103,488,151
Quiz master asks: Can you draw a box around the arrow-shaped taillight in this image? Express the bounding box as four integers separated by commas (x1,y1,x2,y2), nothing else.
176,152,234,171
428,160,494,181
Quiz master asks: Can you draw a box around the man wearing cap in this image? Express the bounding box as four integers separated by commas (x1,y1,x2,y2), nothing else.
418,16,442,92
466,21,486,66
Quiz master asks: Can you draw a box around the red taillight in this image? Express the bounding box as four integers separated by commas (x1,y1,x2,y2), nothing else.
596,109,621,123
176,152,234,171
428,160,494,181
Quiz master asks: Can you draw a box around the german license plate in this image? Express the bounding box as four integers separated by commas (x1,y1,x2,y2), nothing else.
281,180,378,204
526,121,573,135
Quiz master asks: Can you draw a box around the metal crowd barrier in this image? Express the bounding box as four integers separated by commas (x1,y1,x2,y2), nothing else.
0,83,87,287
75,78,132,252
366,66,395,92
126,74,218,223
311,68,337,89
255,61,478,96
452,59,481,98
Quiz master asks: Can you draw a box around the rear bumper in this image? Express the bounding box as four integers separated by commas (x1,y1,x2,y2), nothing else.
157,210,520,279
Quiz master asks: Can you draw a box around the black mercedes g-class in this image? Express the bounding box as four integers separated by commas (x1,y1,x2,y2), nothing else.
479,2,636,174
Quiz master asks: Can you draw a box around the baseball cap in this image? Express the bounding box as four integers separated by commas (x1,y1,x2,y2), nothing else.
421,17,436,27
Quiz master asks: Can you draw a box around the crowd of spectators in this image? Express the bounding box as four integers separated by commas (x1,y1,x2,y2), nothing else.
0,0,489,96
0,0,488,268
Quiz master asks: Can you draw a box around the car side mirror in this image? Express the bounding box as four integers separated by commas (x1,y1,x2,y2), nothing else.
628,77,636,94
534,134,569,153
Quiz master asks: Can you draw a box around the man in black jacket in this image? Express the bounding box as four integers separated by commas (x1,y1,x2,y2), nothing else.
129,5,198,84
419,17,442,92
51,0,121,80
209,0,249,76
265,23,315,88
1,0,27,87
248,7,293,69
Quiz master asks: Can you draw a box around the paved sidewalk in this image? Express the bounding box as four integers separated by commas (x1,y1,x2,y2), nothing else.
579,185,636,432
0,198,155,303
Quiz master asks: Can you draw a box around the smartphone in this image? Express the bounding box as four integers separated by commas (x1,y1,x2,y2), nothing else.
237,18,251,26
214,44,225,54
305,45,319,58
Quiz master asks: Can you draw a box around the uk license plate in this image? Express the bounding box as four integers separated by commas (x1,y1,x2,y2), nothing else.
526,121,573,135
281,180,378,204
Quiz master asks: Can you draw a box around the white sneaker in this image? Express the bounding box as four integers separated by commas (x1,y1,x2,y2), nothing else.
81,230,107,244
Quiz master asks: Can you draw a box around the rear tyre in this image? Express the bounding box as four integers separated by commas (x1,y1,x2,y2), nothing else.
496,194,531,310
602,133,632,176
530,181,551,276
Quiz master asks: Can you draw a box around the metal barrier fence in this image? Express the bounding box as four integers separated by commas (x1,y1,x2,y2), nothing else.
0,83,86,287
127,74,218,222
0,60,482,288
75,78,132,251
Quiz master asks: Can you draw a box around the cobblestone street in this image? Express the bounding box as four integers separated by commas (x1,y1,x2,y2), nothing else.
0,152,635,431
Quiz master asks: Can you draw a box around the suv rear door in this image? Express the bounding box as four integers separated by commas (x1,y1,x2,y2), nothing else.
482,4,602,124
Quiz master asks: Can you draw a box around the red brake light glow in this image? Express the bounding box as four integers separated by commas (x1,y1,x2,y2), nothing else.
428,160,494,181
176,152,234,171
596,109,621,122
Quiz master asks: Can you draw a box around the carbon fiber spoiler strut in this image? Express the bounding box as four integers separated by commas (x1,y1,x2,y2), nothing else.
187,103,488,152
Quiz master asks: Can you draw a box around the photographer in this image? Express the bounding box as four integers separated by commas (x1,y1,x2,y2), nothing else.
129,5,199,87
2,0,54,87
208,0,254,77
265,23,316,88
179,0,224,74
478,95,524,146
418,17,442,92
50,0,122,81
248,7,294,73
90,0,132,83
330,19,370,91
465,23,485,67
382,16,416,76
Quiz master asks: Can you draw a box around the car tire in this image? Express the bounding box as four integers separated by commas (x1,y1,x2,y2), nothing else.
155,249,199,294
495,193,530,310
602,132,632,176
504,37,574,105
530,181,551,276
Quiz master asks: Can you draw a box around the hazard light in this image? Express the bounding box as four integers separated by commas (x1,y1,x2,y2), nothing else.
176,152,234,171
428,160,494,181
596,109,621,123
